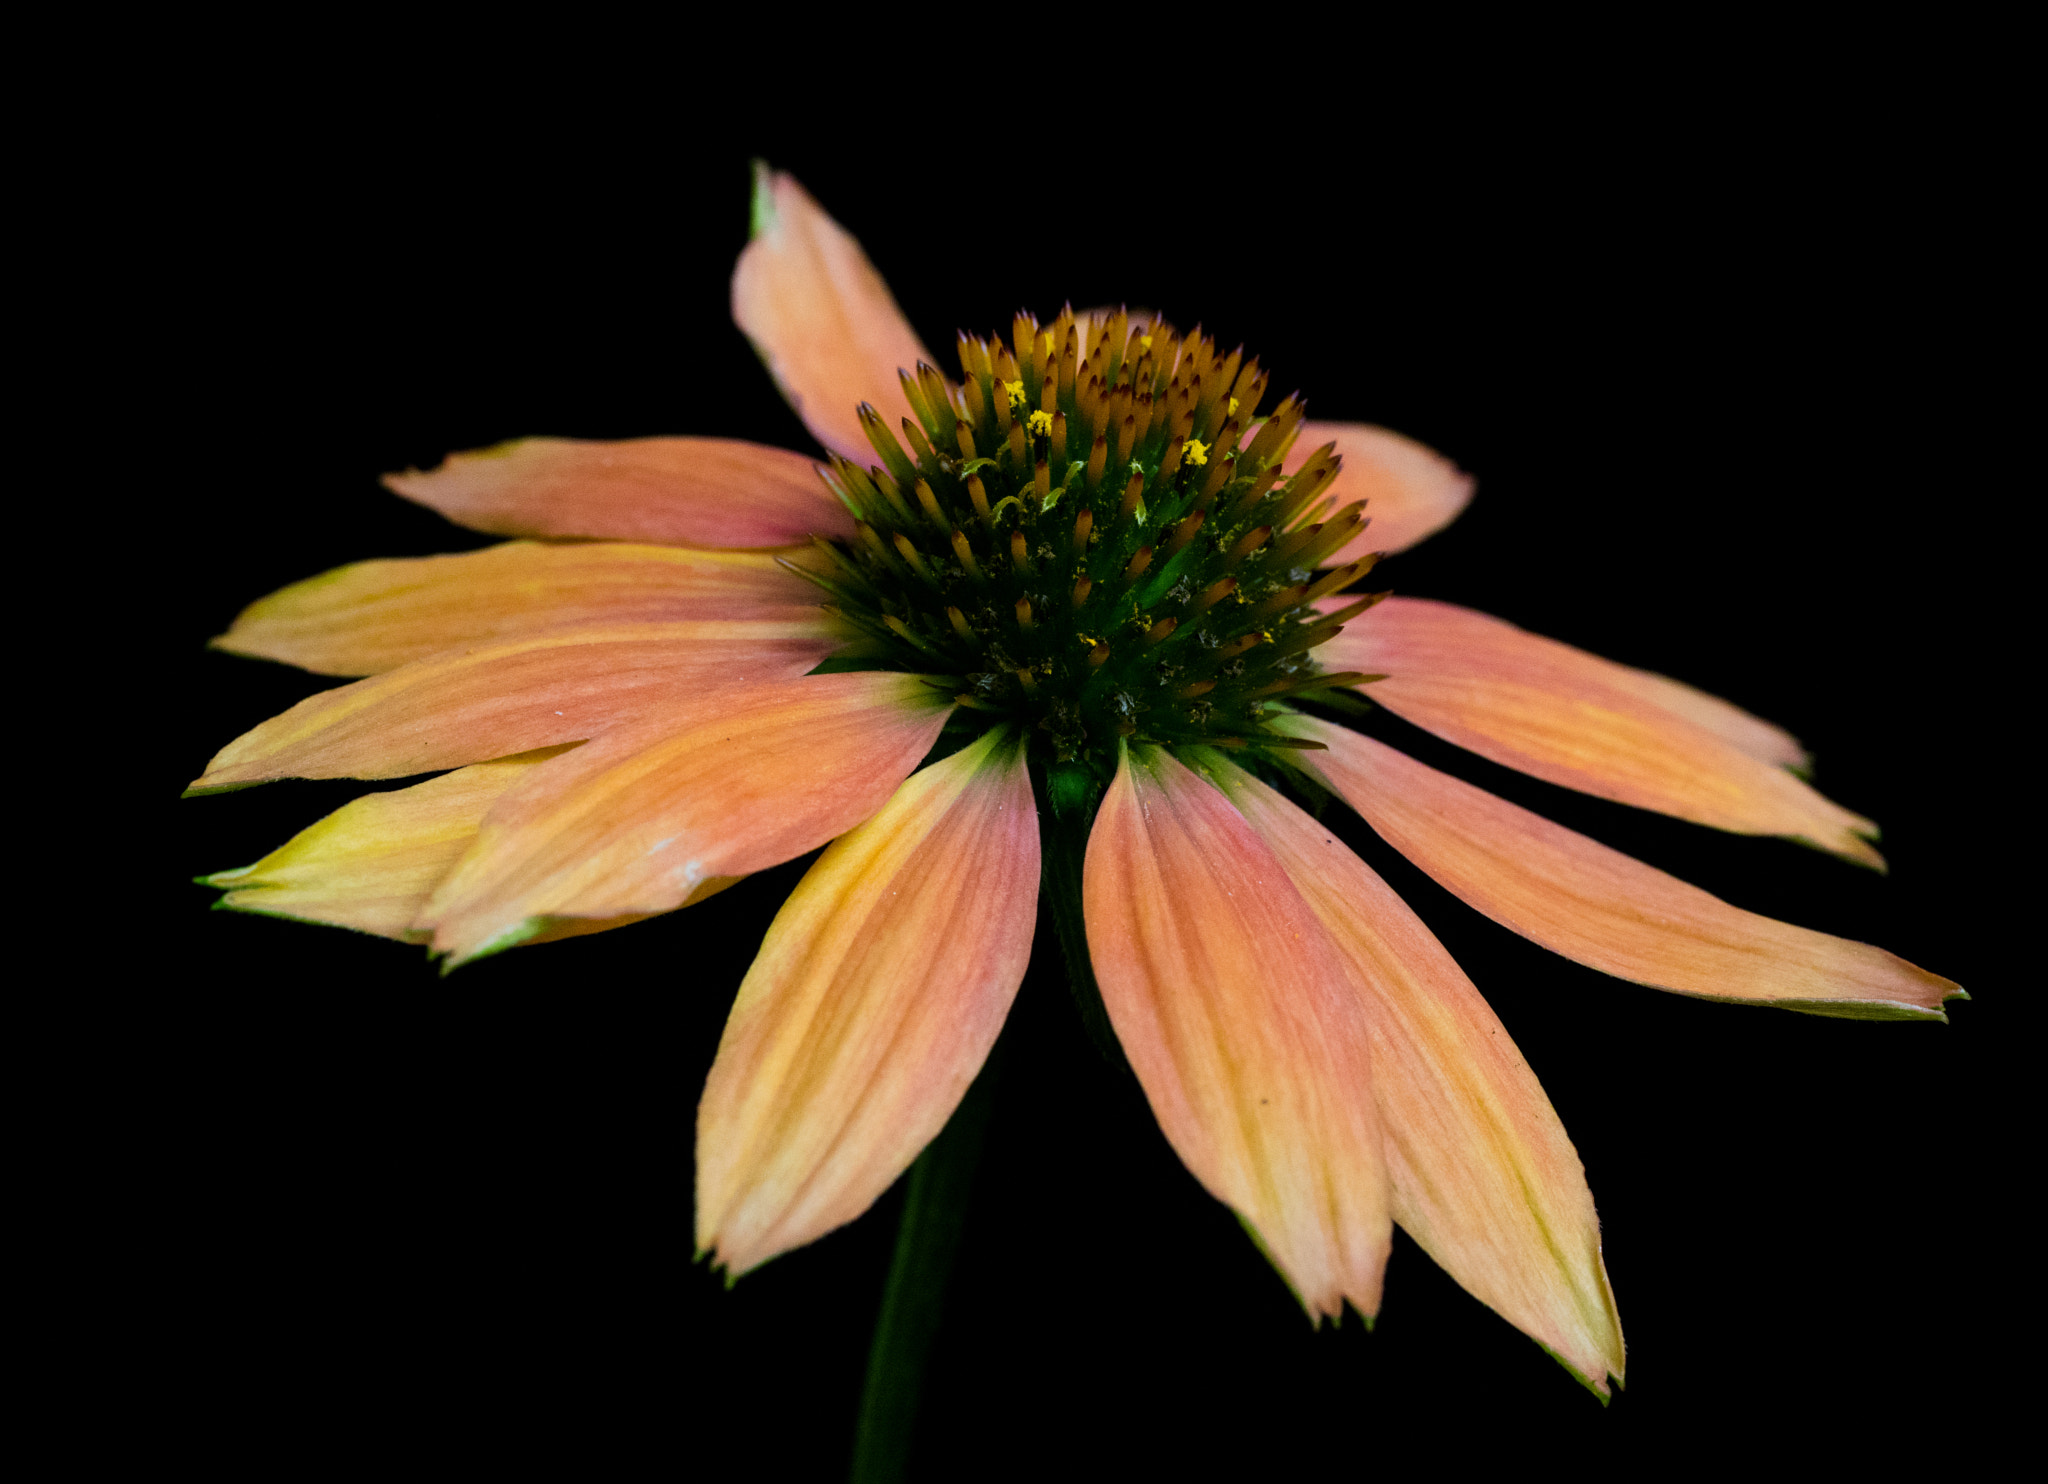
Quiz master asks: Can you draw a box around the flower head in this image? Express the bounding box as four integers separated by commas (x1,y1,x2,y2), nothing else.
190,164,1960,1399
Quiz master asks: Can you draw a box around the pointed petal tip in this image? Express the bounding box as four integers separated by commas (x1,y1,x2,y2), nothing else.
1776,997,1952,1023
1818,831,1888,873
208,892,431,944
183,778,260,799
1540,1340,1620,1404
433,917,544,973
748,158,777,240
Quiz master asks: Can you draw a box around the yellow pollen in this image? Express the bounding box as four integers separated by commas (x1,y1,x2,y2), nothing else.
1139,334,1153,350
1042,331,1056,355
1026,409,1054,436
1185,438,1210,467
1004,379,1026,408
1227,396,1239,416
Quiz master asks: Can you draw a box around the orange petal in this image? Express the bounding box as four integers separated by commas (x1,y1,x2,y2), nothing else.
1283,422,1474,559
1215,761,1625,1395
731,164,934,464
383,436,854,549
696,728,1037,1274
418,671,953,965
1287,716,1960,1019
1083,744,1390,1321
1318,596,1882,866
214,541,826,677
188,619,839,793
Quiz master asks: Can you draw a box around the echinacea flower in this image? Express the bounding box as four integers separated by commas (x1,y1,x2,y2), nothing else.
189,165,1962,1402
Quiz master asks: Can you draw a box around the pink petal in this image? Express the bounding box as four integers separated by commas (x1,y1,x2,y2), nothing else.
1217,761,1625,1395
417,671,952,966
384,436,854,549
1319,596,1882,867
1283,422,1475,559
188,619,841,793
1288,716,1961,1019
214,541,826,677
696,728,1037,1274
730,165,935,465
1084,745,1390,1321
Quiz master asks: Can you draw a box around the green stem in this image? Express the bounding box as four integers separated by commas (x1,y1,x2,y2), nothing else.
849,1043,1002,1484
1034,760,1127,1071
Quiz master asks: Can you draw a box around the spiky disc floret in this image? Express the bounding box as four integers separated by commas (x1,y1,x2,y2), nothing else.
791,307,1385,775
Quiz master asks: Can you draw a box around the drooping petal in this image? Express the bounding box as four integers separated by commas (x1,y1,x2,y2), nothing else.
1215,761,1624,1394
1318,596,1881,866
730,164,934,465
383,436,854,549
201,746,739,943
187,619,840,793
1083,744,1390,1321
696,728,1037,1274
1283,422,1474,560
214,541,827,677
1287,717,1960,1019
417,672,953,966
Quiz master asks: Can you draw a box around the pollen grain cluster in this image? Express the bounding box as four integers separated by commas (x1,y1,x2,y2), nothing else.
794,308,1382,773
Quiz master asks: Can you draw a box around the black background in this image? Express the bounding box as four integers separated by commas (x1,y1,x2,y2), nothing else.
116,103,2021,1474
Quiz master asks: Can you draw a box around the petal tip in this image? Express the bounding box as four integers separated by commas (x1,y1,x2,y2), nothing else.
1538,1341,1623,1404
432,916,546,973
748,157,778,240
182,777,258,798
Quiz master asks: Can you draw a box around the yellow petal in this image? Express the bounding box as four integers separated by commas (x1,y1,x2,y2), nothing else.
1318,597,1882,867
1083,744,1390,1321
189,619,840,793
418,671,952,966
1214,760,1625,1395
1286,717,1960,1019
215,542,825,677
731,165,934,464
696,728,1037,1274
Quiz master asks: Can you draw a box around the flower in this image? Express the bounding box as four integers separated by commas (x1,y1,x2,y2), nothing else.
189,165,1961,1399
